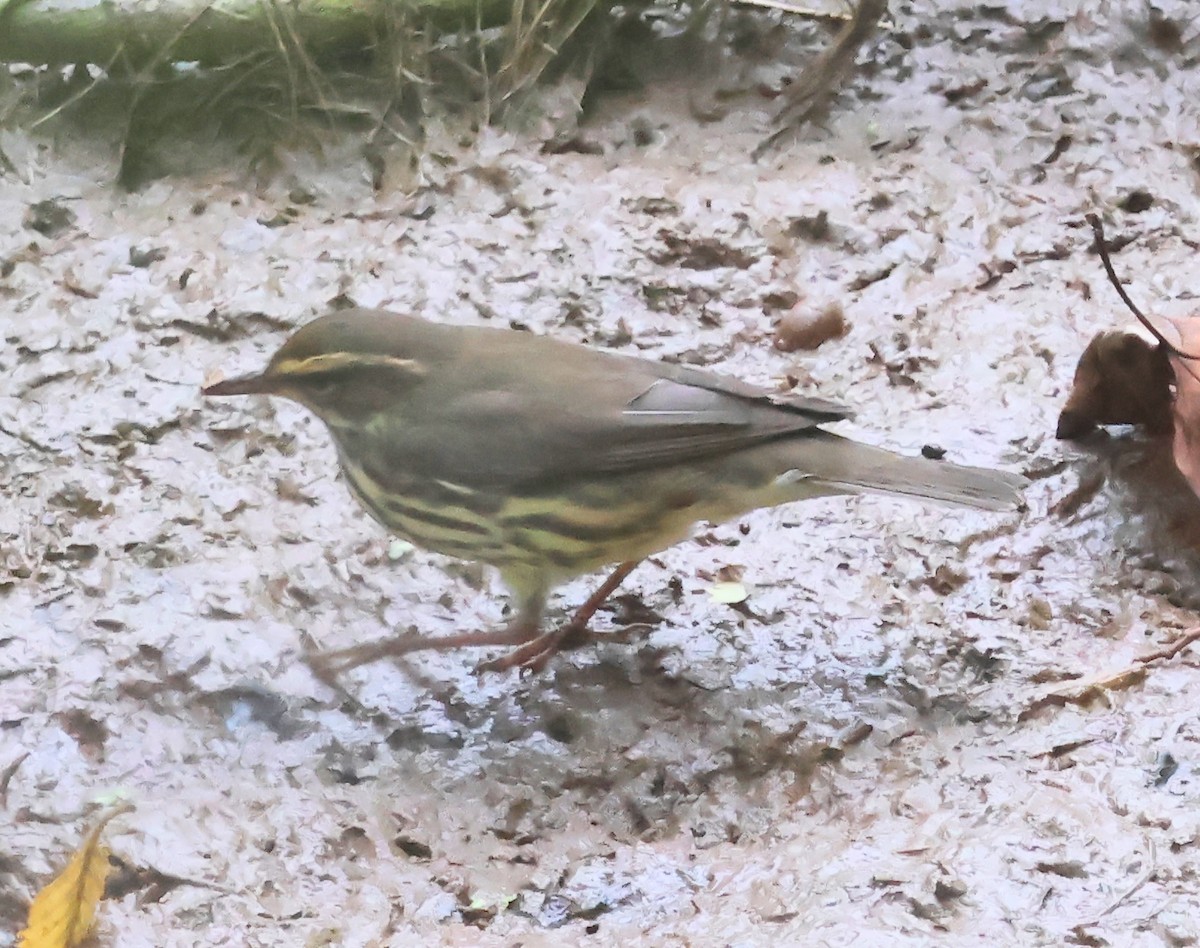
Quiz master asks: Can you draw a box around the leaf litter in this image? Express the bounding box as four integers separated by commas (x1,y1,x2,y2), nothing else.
5,0,1200,944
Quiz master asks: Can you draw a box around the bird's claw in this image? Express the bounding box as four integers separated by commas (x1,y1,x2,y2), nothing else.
474,619,598,675
474,627,574,675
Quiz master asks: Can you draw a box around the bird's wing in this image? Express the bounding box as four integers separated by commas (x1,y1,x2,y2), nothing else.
594,373,849,472
383,355,853,490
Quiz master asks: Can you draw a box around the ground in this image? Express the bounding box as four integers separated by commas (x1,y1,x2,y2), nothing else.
4,1,1200,945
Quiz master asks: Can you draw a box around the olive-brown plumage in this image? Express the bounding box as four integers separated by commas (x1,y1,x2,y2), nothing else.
204,309,1026,674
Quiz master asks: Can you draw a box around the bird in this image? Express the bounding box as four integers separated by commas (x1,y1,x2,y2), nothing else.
203,308,1026,676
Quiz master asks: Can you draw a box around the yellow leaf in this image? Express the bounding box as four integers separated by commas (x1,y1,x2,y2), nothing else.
710,581,749,605
19,803,133,948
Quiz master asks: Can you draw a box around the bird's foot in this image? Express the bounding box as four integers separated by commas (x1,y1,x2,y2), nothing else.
475,621,656,675
476,561,644,675
474,620,588,675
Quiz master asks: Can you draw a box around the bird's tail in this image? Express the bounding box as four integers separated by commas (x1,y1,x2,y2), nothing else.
777,432,1027,512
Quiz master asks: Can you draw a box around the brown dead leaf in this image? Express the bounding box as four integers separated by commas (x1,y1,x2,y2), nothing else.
649,231,757,270
1060,317,1200,499
1073,214,1200,498
1157,317,1200,497
1055,331,1173,439
1018,667,1147,721
773,303,847,352
19,802,133,948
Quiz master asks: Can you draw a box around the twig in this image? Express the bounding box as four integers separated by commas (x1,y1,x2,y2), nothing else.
1133,625,1200,664
1089,837,1156,922
0,752,29,808
1086,213,1200,362
30,47,126,130
1020,628,1200,722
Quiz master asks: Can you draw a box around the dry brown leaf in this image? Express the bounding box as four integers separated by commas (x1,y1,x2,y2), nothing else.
1018,667,1148,722
19,803,133,948
1157,317,1200,497
1054,319,1200,499
773,303,847,353
1055,331,1173,439
1065,319,1200,501
1072,214,1200,498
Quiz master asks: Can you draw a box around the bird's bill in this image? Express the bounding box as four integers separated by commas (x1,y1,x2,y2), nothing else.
202,372,278,397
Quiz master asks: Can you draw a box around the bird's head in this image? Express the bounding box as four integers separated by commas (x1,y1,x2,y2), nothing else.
202,311,429,427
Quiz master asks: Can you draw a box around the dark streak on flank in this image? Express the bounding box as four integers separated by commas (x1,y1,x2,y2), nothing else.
383,497,492,536
499,511,660,545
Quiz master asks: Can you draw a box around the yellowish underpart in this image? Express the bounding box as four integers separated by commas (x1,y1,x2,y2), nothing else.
338,445,846,603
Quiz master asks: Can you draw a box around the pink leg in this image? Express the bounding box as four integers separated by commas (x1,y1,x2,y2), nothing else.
477,561,641,674
307,614,541,681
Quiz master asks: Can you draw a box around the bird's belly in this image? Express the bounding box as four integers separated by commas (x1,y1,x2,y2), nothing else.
338,455,825,589
339,459,514,562
339,459,711,575
495,496,704,580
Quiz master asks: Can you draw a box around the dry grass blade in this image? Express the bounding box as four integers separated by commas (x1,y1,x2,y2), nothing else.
116,3,223,189
734,0,855,18
29,50,125,130
753,0,887,160
0,752,29,808
733,0,893,27
495,0,599,105
263,0,337,121
7,0,696,182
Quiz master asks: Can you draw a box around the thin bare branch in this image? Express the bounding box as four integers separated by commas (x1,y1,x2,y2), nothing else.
1086,213,1200,361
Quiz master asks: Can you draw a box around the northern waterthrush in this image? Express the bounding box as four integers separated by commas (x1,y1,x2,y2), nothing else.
203,309,1026,674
